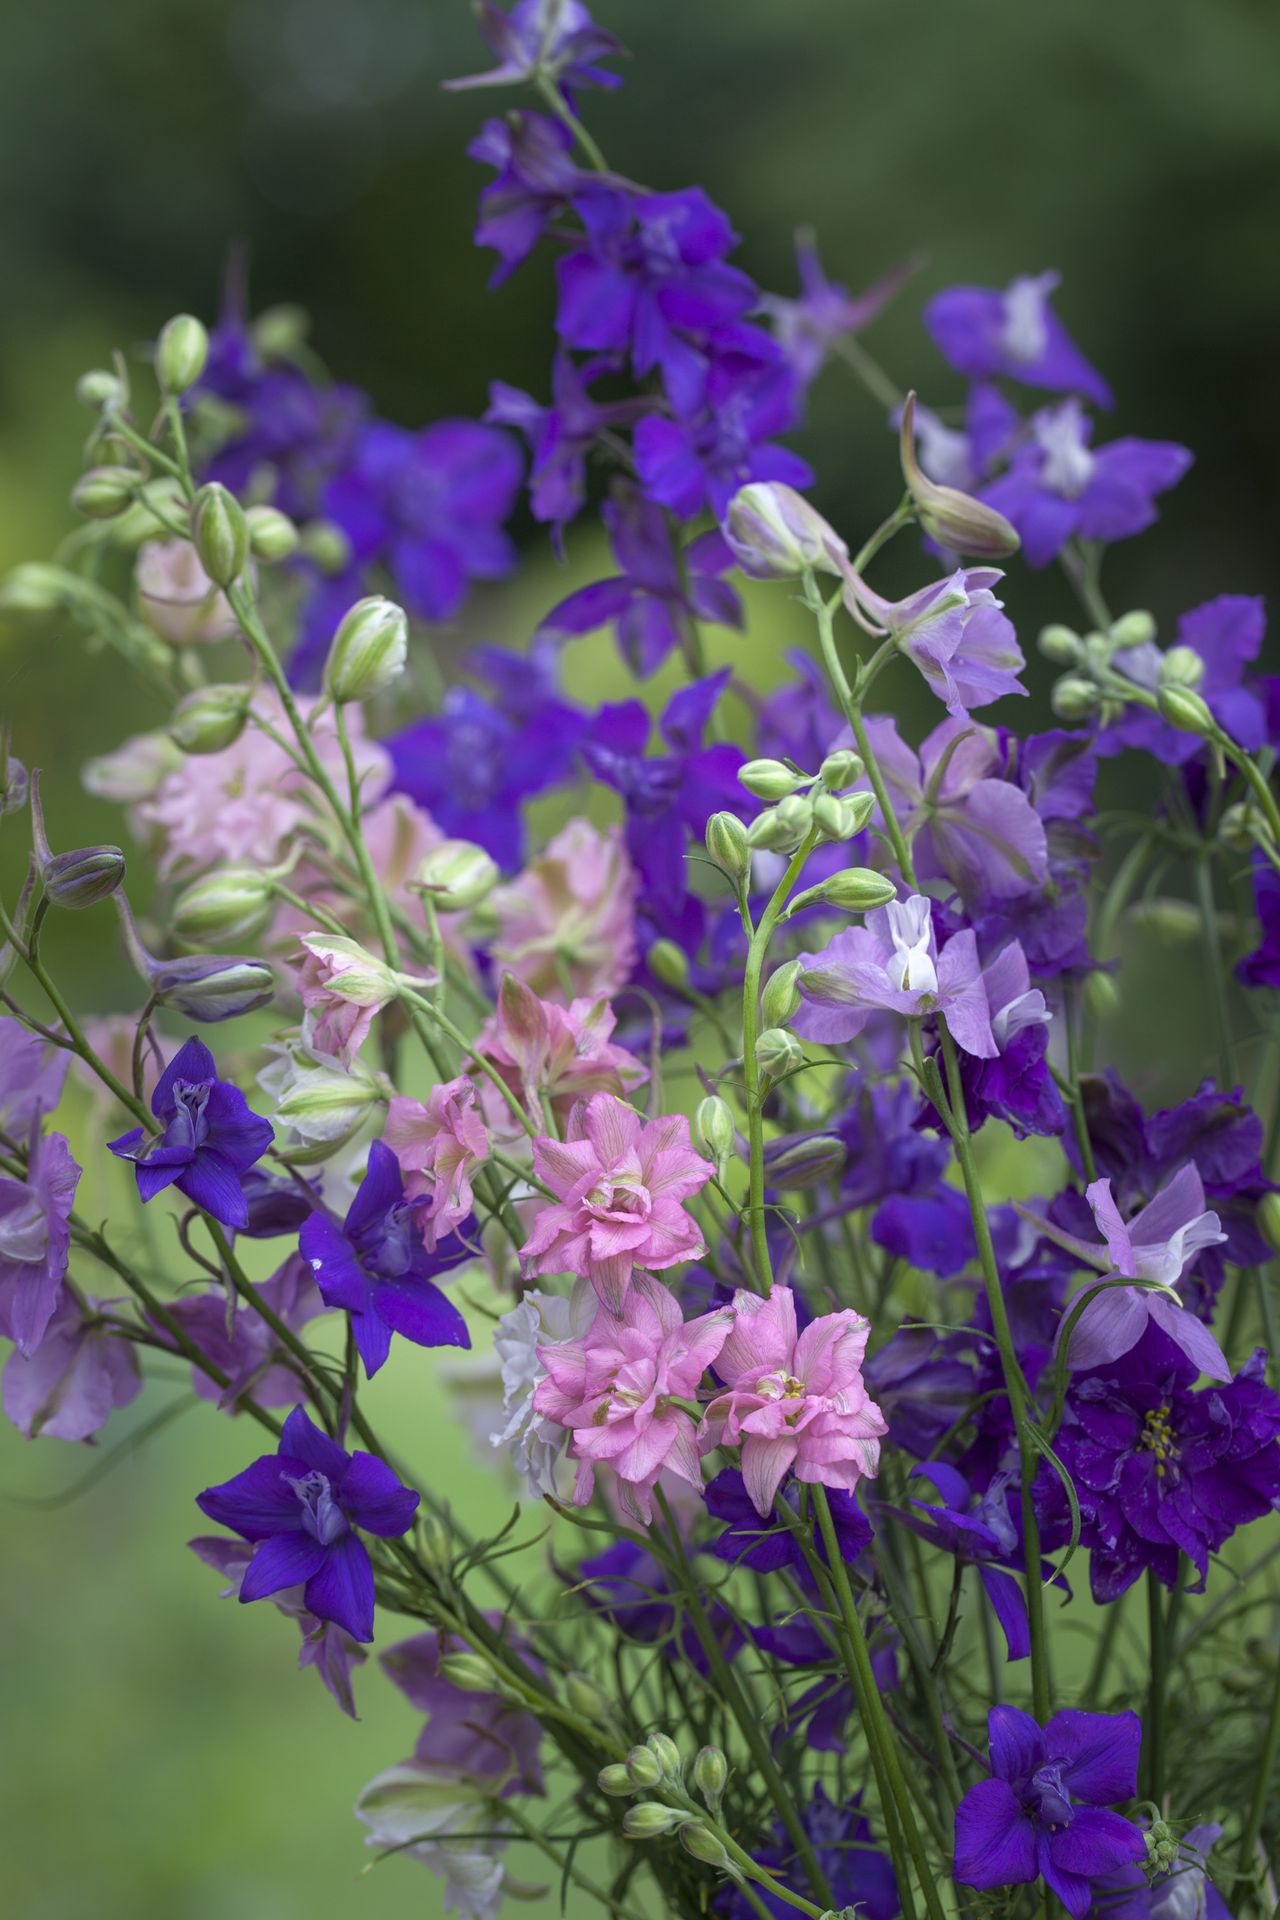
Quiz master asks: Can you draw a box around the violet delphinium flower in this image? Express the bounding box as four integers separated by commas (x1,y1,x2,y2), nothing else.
982,399,1192,568
445,0,625,96
907,382,1020,497
720,1783,899,1920
0,1017,69,1133
521,1092,713,1311
894,1464,1046,1660
2,1295,141,1442
108,1038,273,1232
848,568,1027,718
763,230,920,392
959,939,1065,1138
490,356,649,537
1047,1325,1280,1600
469,112,582,284
700,1285,887,1515
156,1252,325,1411
705,1466,872,1575
795,895,997,1059
299,1140,471,1378
189,1533,367,1718
953,1705,1145,1916
0,1131,81,1357
1239,853,1280,990
1098,594,1269,764
924,270,1113,407
632,336,811,522
196,1406,420,1642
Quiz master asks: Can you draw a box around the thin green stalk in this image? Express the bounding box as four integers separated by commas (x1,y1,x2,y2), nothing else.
1194,854,1235,1087
1144,1571,1167,1807
498,1799,651,1920
1236,1640,1280,1904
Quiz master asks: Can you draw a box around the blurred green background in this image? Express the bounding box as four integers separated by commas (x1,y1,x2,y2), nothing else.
3,1,1280,1915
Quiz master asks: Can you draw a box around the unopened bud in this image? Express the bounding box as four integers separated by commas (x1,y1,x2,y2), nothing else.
155,314,209,396
153,953,276,1022
646,1733,683,1782
1129,898,1203,944
746,807,797,853
192,483,249,588
900,393,1020,558
813,792,872,842
1258,1191,1280,1256
1038,624,1084,666
738,758,806,802
818,749,863,790
647,939,690,991
597,1764,635,1798
762,1133,847,1190
705,811,751,882
0,563,70,618
1157,685,1215,736
1109,609,1156,650
695,1095,736,1170
564,1671,610,1721
245,504,300,563
72,466,139,520
439,1653,500,1694
679,1824,732,1870
76,369,125,411
756,1026,804,1080
1159,645,1205,690
172,867,275,945
0,752,28,817
263,1042,383,1162
1083,970,1121,1022
42,846,127,910
412,838,499,912
1051,677,1102,723
723,481,848,580
299,519,353,574
325,595,409,703
624,1746,664,1790
761,959,802,1029
792,867,897,915
169,683,251,754
691,1745,728,1808
622,1804,686,1839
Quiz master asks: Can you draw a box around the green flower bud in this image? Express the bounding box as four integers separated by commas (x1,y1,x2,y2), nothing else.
899,393,1020,558
811,792,848,840
1258,1192,1280,1256
76,369,126,411
71,466,139,520
624,1746,664,1790
172,866,275,945
1128,898,1203,944
756,1026,804,1079
412,838,499,912
260,1038,383,1162
155,314,210,396
1219,802,1273,854
42,846,127,910
438,1653,500,1694
705,811,751,882
647,938,691,990
1037,623,1084,666
325,595,409,704
1109,609,1157,650
690,1744,728,1808
169,683,251,755
156,954,275,1022
792,867,897,915
763,1133,847,1189
245,504,300,563
1083,970,1121,1022
0,564,70,617
299,519,354,574
646,1733,683,1782
678,1824,733,1870
192,483,249,588
745,807,794,853
817,748,863,790
564,1671,610,1721
1159,644,1205,690
1157,684,1215,736
622,1804,686,1840
1051,677,1102,723
761,958,802,1029
695,1095,736,1170
738,758,807,801
597,1764,635,1798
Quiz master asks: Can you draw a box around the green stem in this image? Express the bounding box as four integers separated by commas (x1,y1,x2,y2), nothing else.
1236,1639,1280,1903
1144,1571,1167,1807
1194,854,1235,1088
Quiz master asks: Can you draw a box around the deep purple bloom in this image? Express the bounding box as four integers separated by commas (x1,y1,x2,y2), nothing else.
3,1294,140,1442
576,1536,743,1672
489,356,650,533
108,1037,274,1232
982,400,1192,568
864,1325,981,1460
189,1533,368,1717
0,1132,80,1357
895,1464,1051,1660
871,1185,978,1278
156,1252,326,1411
705,1466,872,1574
1046,1326,1280,1600
382,1626,545,1794
720,1784,898,1920
833,1076,951,1210
446,0,624,96
953,1705,1145,1916
763,233,920,391
468,111,583,282
298,1140,471,1378
196,1405,419,1642
795,896,997,1058
960,940,1065,1138
0,1017,69,1134
1098,594,1269,764
538,487,743,674
925,272,1113,408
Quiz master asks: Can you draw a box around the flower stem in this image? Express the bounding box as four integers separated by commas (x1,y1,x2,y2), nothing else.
1236,1633,1280,1905
1144,1570,1168,1808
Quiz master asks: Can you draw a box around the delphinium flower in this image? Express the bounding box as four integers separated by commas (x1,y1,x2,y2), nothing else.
468,111,584,284
891,1464,1059,1661
383,1078,490,1251
0,1131,81,1358
905,382,1020,498
762,230,919,393
719,1783,899,1920
2,1293,141,1442
196,1405,420,1642
108,1037,273,1231
444,0,625,96
476,972,647,1133
532,1273,730,1522
188,1533,368,1718
794,895,997,1059
953,1705,1145,1915
844,566,1028,719
298,1140,471,1377
491,819,638,1000
1096,593,1269,764
924,270,1114,407
155,1251,325,1411
292,935,406,1070
1042,1324,1280,1600
700,1286,887,1515
490,1283,596,1498
0,1017,69,1134
704,1466,872,1575
520,1092,713,1311
489,356,651,534
957,938,1065,1138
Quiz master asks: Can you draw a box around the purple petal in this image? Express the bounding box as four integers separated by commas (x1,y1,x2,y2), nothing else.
954,1778,1038,1890
280,1406,351,1479
1048,1809,1147,1879
371,1276,471,1352
197,1453,310,1541
1045,1707,1142,1803
979,1566,1031,1662
239,1530,329,1602
304,1533,376,1642
339,1451,420,1537
988,1704,1044,1784
176,1149,249,1229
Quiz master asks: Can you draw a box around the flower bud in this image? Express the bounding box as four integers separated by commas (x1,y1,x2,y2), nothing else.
71,466,139,520
260,1038,383,1162
245,504,300,563
761,958,802,1029
155,314,209,396
1128,898,1203,944
299,519,354,574
0,563,70,617
695,1095,736,1170
1159,645,1205,690
691,1745,728,1809
1157,685,1215,736
172,866,275,945
412,838,499,912
42,846,127,910
192,483,249,589
76,369,126,410
622,1804,686,1840
298,935,400,1007
438,1652,501,1694
678,1824,733,1870
1038,624,1084,666
1219,802,1272,854
1050,677,1102,723
1109,609,1156,650
705,811,751,883
1258,1191,1280,1256
723,481,848,580
818,748,863,790
324,595,409,704
597,1764,635,1798
153,954,276,1022
252,303,309,360
745,807,796,853
738,758,807,802
762,1133,847,1190
1083,970,1121,1022
899,393,1020,558
647,939,691,990
646,1733,683,1782
169,683,251,754
624,1746,664,1790
813,792,872,842
564,1671,611,1721
756,1026,804,1079
793,868,897,915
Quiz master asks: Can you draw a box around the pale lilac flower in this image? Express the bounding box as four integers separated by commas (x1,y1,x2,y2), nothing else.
477,972,647,1132
490,1283,595,1498
762,233,921,390
520,1092,713,1312
532,1273,731,1523
383,1079,489,1250
700,1286,887,1515
0,1133,81,1356
925,271,1113,407
0,1017,68,1133
491,818,638,1001
795,895,997,1058
353,1764,511,1920
3,1295,141,1441
135,538,246,646
846,567,1027,718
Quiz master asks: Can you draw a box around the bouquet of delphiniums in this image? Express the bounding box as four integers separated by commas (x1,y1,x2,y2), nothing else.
5,5,1280,1917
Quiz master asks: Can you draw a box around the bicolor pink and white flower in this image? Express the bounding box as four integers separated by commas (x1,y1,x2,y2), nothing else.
478,973,647,1134
293,935,406,1069
491,819,638,1002
383,1078,489,1250
700,1287,888,1515
519,1092,712,1312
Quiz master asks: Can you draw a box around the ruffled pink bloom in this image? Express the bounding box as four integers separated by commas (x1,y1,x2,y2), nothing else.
477,973,647,1136
533,1274,730,1523
520,1093,712,1312
491,819,638,1001
383,1079,489,1250
293,936,400,1069
700,1286,888,1516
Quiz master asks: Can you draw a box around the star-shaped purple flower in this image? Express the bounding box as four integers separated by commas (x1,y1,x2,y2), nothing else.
763,232,920,392
445,0,625,97
925,271,1113,408
109,1037,274,1231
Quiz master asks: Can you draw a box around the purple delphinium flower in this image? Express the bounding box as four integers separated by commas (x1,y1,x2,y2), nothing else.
0,1132,81,1357
865,1325,982,1460
1098,593,1269,764
795,896,997,1059
196,1404,419,1642
489,357,650,535
832,1076,951,1210
299,1140,471,1378
893,1464,1057,1661
537,486,743,675
762,232,920,392
108,1037,274,1232
1044,1325,1280,1600
924,271,1113,408
705,1466,872,1575
959,939,1065,1138
2,1294,141,1442
907,382,1021,497
848,569,1027,719
381,1625,545,1794
189,1532,368,1717
953,1705,1145,1916
468,111,583,283
0,1017,69,1134
719,1784,899,1920
445,0,625,96
982,399,1192,568
156,1251,326,1411
1239,853,1280,990
871,1185,978,1278
1095,1822,1232,1920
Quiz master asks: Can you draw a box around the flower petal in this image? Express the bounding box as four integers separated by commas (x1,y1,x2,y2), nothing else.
304,1533,376,1642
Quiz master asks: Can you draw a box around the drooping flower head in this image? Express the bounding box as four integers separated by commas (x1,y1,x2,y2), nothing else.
0,1131,81,1360
108,1037,273,1231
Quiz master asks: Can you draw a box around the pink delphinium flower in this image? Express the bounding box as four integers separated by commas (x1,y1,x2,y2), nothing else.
383,1078,489,1250
477,973,647,1135
135,538,247,646
533,1274,730,1523
520,1092,713,1312
293,936,405,1069
491,819,638,1001
700,1286,888,1516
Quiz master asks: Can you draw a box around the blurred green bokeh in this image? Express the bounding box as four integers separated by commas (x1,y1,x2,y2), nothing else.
3,2,1280,1915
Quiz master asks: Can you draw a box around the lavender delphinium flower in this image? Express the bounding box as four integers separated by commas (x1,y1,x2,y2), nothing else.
846,567,1028,719
958,939,1065,1138
189,1533,368,1718
489,356,650,535
445,0,625,96
156,1251,326,1410
893,1464,1058,1661
108,1037,274,1231
1098,594,1269,764
2,1294,141,1442
196,1405,420,1642
0,1131,81,1357
763,231,920,392
795,896,997,1059
924,270,1113,407
0,1017,69,1134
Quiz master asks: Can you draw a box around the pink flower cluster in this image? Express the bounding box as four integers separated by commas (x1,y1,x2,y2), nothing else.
384,1078,489,1251
477,973,647,1135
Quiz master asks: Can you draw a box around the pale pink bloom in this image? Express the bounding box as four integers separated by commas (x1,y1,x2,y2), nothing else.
520,1092,712,1313
135,538,248,646
477,973,647,1136
700,1286,888,1516
293,935,401,1068
79,1018,177,1119
533,1274,731,1523
134,690,391,878
383,1079,489,1250
491,819,638,1001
